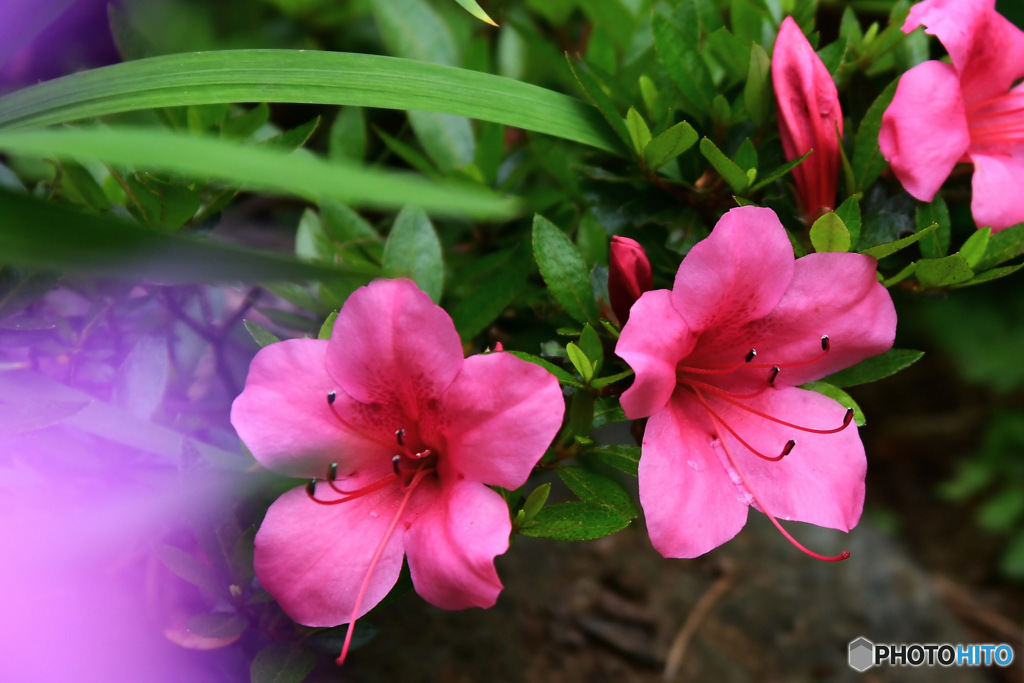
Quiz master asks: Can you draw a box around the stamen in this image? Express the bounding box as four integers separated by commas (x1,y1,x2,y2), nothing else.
327,391,336,405
392,455,401,476
781,439,796,456
699,386,855,435
745,349,757,363
690,389,790,461
337,462,433,665
328,462,338,482
395,428,405,446
820,335,829,351
317,473,401,503
306,479,317,496
768,366,780,386
704,410,849,562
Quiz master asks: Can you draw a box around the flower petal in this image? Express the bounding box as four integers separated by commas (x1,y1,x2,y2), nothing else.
431,353,564,490
616,289,694,419
671,207,795,335
735,252,896,387
404,480,510,610
880,60,970,201
325,278,463,417
709,386,866,532
253,479,409,627
230,338,390,477
969,151,1024,231
638,395,749,558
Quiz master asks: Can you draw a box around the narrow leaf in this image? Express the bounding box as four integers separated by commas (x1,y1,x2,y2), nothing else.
852,78,898,191
699,137,749,194
823,349,924,388
643,120,698,171
452,0,498,25
532,214,598,324
861,223,937,259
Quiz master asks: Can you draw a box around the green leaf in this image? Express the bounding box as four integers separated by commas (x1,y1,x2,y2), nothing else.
0,50,616,152
743,42,772,127
593,396,627,427
558,466,638,518
860,223,937,259
706,27,750,83
0,127,517,219
57,160,110,211
185,613,248,639
625,107,652,156
652,12,715,122
749,150,812,192
800,381,866,426
318,311,338,340
450,244,531,341
959,227,991,269
566,342,595,383
262,116,319,151
976,222,1024,270
0,188,373,283
521,483,551,523
643,121,698,171
810,212,852,252
251,643,317,683
916,253,974,287
329,106,367,163
699,137,749,194
244,320,281,348
852,78,898,191
519,501,631,541
587,444,640,476
951,262,1024,288
505,350,581,388
564,56,632,155
154,544,227,600
823,349,924,388
451,0,498,25
532,214,598,324
569,388,595,436
589,368,634,390
382,206,444,302
834,195,862,249
578,324,604,377
222,103,270,139
917,195,951,259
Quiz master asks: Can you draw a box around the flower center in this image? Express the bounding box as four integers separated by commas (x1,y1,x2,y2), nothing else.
966,90,1024,147
675,335,853,562
303,391,440,665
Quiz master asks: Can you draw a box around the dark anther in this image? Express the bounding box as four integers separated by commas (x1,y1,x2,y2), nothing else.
745,349,757,363
821,335,830,351
327,391,337,405
842,408,854,427
781,440,796,456
306,479,317,496
768,366,781,386
328,462,338,481
392,455,401,476
395,428,405,446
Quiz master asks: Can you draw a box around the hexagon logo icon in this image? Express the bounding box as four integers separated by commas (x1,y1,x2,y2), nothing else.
849,637,874,672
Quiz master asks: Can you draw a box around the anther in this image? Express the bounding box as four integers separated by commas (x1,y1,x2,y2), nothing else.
392,455,401,476
328,462,338,482
327,391,336,405
306,479,317,496
821,335,830,351
395,428,405,446
745,349,757,363
842,408,854,427
781,440,796,456
768,366,780,386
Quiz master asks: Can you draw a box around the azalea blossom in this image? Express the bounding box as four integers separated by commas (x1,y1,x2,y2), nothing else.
879,0,1024,230
772,16,844,222
608,235,653,326
615,207,896,560
231,278,564,663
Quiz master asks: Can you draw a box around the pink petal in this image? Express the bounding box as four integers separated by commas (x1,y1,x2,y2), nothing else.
707,386,866,532
905,0,1024,103
253,478,411,627
969,151,1024,231
734,252,897,387
671,207,795,334
404,480,510,610
880,61,970,201
616,289,694,419
638,396,749,558
772,16,843,218
325,278,463,417
430,353,564,490
230,338,391,477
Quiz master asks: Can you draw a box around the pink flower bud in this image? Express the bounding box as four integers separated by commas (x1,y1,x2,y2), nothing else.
608,235,653,325
772,17,843,223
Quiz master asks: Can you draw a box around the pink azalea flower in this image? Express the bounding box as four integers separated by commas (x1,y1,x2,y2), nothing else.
231,278,564,664
615,207,896,560
879,0,1024,231
608,235,653,326
772,16,844,223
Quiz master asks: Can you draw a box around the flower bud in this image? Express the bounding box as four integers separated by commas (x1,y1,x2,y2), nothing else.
608,235,653,325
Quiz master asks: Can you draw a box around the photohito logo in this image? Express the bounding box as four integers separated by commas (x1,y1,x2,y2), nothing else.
848,637,1014,671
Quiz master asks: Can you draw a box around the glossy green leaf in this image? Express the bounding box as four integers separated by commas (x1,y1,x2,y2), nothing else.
0,50,616,152
643,120,698,171
587,444,640,476
518,501,631,541
960,228,991,269
952,262,1024,288
743,42,772,127
823,349,924,388
852,78,898,191
834,195,862,249
578,324,604,377
800,381,866,426
653,12,715,122
860,223,937,259
566,342,595,383
564,56,632,154
251,643,316,683
976,223,1024,270
450,244,531,341
243,320,281,348
329,107,367,163
558,466,638,519
749,150,812,192
318,311,339,340
699,137,748,194
382,207,443,302
810,212,852,253
0,127,514,218
505,350,581,388
569,388,595,436
521,483,551,523
452,0,498,25
917,195,951,259
916,253,974,287
532,214,598,324
593,396,627,427
625,107,652,156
